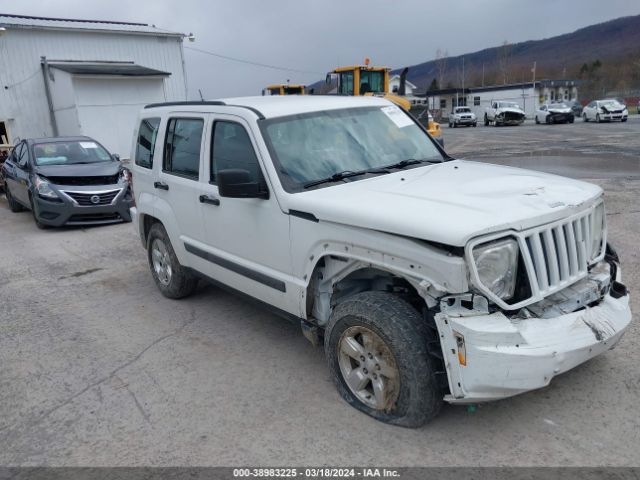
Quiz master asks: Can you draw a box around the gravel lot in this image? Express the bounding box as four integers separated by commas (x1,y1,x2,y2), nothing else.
1,117,639,467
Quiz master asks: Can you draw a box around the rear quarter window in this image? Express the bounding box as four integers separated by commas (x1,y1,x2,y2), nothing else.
135,117,161,169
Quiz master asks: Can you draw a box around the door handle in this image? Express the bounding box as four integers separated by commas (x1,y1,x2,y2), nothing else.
154,181,169,191
199,194,220,206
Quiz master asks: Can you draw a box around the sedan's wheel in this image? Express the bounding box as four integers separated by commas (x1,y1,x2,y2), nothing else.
535,116,540,124
325,291,442,427
596,114,601,123
583,113,588,122
4,185,24,212
29,196,48,229
147,223,198,299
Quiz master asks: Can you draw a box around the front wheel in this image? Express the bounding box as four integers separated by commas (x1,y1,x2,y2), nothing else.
484,115,489,126
29,195,48,229
147,223,198,299
4,184,24,212
583,113,588,122
325,291,442,427
596,114,601,123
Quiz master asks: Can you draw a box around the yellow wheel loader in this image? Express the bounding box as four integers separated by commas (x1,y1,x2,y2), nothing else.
326,60,443,146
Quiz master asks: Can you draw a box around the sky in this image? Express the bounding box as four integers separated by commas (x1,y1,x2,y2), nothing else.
1,0,639,99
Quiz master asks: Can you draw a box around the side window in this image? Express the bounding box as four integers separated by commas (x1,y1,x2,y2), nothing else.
135,117,160,169
339,72,354,95
16,143,28,167
473,96,480,106
210,121,261,184
163,118,203,180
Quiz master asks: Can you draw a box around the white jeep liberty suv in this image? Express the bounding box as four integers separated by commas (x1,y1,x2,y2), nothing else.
130,96,631,427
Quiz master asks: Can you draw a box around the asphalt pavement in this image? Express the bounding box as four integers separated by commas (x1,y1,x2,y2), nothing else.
0,116,639,466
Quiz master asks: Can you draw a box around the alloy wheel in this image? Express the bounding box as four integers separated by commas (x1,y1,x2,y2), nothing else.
337,325,400,411
151,238,173,285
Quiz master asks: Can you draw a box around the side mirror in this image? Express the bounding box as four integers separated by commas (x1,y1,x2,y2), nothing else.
112,153,121,162
217,169,268,199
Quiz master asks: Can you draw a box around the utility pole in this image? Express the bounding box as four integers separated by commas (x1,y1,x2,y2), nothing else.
531,61,537,110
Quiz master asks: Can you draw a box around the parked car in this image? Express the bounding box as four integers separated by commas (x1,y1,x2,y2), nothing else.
484,101,525,126
449,106,477,127
131,96,631,427
582,99,628,123
535,102,575,124
2,136,133,228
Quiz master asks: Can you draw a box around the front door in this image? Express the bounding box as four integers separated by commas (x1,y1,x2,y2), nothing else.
197,114,294,312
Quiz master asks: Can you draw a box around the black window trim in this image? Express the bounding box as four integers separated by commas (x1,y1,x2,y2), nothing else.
135,116,161,170
162,116,205,181
209,118,265,186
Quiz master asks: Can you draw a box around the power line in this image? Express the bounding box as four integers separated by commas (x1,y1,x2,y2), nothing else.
4,68,41,89
184,45,323,76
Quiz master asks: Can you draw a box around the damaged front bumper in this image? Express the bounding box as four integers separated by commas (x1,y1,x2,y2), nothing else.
434,267,632,403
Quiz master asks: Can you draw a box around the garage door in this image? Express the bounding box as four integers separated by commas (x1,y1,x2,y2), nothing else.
74,77,166,158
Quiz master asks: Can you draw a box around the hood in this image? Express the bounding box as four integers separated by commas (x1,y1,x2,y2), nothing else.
497,107,524,115
34,161,120,179
548,106,571,113
286,160,602,246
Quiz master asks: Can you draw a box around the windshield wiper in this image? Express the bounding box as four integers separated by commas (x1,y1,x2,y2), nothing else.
381,158,442,170
303,168,390,189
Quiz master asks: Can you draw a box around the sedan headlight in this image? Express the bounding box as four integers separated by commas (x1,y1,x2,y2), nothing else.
34,175,59,200
590,203,605,260
472,238,519,300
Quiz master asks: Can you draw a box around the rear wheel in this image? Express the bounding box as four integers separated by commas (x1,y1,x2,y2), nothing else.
4,184,24,212
583,113,588,122
147,223,198,299
325,291,442,428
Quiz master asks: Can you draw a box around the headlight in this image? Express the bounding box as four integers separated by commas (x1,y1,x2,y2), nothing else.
34,175,59,200
590,203,605,260
472,238,519,300
119,168,131,184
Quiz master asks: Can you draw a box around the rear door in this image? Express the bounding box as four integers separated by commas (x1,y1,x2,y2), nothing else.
155,114,210,246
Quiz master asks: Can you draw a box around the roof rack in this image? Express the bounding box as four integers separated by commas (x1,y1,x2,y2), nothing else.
144,101,265,120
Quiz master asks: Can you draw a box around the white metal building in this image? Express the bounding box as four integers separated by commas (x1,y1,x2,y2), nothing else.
421,80,580,121
0,13,188,157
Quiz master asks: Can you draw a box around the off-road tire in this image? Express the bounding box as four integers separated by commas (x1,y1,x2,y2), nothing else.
325,291,442,428
5,184,24,212
147,223,198,299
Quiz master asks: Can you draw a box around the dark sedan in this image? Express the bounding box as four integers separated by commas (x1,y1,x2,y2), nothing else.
2,136,133,228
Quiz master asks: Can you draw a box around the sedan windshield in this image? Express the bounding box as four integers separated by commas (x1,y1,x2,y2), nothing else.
261,106,445,192
33,140,113,166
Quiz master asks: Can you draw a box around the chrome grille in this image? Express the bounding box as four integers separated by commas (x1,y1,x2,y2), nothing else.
62,189,121,206
523,205,604,297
